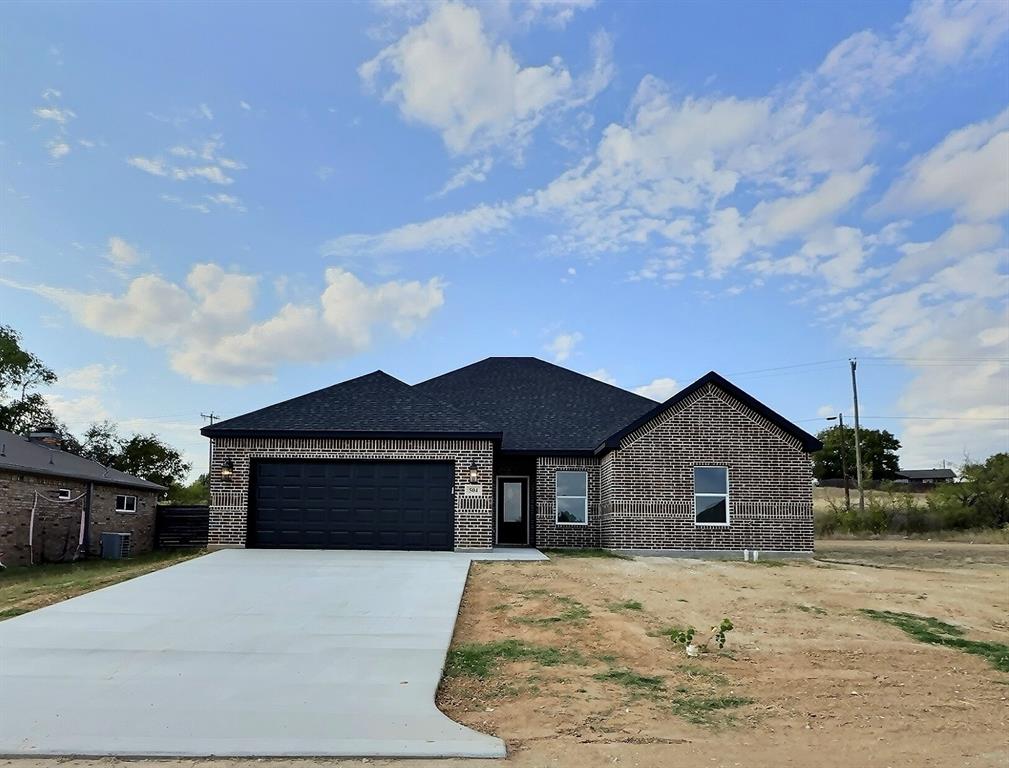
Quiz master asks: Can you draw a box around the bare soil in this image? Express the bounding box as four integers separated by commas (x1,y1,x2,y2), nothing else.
4,540,1008,768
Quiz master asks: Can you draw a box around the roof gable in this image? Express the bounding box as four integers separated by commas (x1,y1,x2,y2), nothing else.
414,357,658,452
595,371,823,454
202,370,499,438
0,430,165,491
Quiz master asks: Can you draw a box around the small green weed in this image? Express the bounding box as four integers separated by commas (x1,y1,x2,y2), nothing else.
680,664,729,685
594,667,666,691
668,695,752,725
0,607,29,620
860,609,1009,673
608,600,643,612
444,639,585,678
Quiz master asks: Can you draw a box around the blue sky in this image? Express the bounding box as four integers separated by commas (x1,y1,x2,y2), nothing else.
2,0,1007,477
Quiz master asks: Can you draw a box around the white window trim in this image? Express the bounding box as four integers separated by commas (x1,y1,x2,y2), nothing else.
694,466,730,527
57,488,72,500
555,470,589,526
115,494,137,513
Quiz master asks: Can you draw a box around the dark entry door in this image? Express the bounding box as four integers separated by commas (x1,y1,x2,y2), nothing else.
496,476,529,545
251,460,454,550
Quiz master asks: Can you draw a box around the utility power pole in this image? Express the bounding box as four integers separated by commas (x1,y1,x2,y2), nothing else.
201,413,219,482
849,359,864,513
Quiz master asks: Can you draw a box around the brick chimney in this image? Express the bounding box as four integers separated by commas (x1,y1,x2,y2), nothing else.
28,426,62,449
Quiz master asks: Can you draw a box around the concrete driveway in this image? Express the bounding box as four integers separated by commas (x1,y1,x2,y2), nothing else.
0,548,544,758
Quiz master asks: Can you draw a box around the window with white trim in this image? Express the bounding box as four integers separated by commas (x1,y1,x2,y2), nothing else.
555,471,588,525
694,467,729,525
57,488,72,500
115,494,137,513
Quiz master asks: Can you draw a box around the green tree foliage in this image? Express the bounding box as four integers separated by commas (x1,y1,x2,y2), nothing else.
928,453,1009,529
812,425,901,481
0,325,58,434
78,421,191,491
166,473,209,505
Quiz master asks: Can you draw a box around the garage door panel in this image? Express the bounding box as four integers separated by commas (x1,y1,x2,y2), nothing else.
252,460,455,551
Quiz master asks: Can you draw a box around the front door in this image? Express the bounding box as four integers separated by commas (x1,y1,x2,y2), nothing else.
496,476,529,545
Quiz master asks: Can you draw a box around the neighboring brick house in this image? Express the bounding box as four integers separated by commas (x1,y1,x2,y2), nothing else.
0,428,164,567
203,358,821,556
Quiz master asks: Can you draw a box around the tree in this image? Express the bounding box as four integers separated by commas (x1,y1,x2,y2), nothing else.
812,425,901,482
78,421,191,491
933,453,1009,528
166,474,209,505
0,325,58,434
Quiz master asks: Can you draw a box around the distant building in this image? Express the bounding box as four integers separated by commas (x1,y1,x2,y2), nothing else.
895,468,956,485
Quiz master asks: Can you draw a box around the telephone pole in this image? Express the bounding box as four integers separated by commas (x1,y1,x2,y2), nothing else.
849,359,864,513
201,413,219,482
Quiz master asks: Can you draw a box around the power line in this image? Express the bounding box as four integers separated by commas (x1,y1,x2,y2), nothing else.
797,415,1009,423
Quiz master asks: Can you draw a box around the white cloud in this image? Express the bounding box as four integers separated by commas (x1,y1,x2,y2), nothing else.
34,89,77,161
199,103,214,120
46,140,71,160
889,221,1003,283
0,252,23,264
322,203,513,257
61,363,121,392
544,330,582,362
436,156,494,196
204,193,246,212
874,108,1009,222
104,236,140,269
3,265,446,385
240,100,252,111
128,137,245,187
360,2,611,156
47,393,111,427
34,106,76,126
816,405,838,418
633,377,679,402
585,368,615,385
813,0,1009,107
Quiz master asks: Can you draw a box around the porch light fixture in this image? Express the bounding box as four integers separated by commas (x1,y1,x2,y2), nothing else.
468,461,479,483
221,459,235,480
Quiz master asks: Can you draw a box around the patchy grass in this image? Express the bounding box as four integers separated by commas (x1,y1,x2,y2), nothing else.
860,609,1009,673
608,599,643,612
667,694,753,725
444,639,585,678
680,663,729,685
0,549,203,620
747,559,789,567
594,667,666,692
514,592,591,624
542,548,631,560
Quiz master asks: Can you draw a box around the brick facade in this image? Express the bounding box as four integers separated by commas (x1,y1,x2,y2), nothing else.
0,470,157,567
208,437,495,550
534,457,602,548
597,382,813,553
206,383,812,555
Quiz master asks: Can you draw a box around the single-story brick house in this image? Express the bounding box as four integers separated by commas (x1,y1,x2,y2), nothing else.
202,357,821,556
0,428,164,567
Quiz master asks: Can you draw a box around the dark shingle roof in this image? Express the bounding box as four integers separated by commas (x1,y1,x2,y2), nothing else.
413,357,658,452
897,468,956,480
0,430,165,491
202,371,500,439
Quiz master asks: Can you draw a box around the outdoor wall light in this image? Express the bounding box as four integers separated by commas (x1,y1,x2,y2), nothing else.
221,459,235,480
468,461,479,483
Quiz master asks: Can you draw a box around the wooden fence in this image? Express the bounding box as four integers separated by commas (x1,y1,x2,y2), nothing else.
155,505,209,549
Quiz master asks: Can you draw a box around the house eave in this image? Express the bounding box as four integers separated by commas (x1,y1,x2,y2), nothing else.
201,428,504,441
0,462,166,492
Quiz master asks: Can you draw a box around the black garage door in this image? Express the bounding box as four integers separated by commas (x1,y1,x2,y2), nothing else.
251,460,455,550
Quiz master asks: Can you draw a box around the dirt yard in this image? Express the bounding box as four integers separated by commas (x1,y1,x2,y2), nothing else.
3,540,1007,768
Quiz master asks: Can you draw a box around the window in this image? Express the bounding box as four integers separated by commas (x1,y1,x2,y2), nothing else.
115,494,137,513
694,467,729,525
57,488,72,500
555,471,588,525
